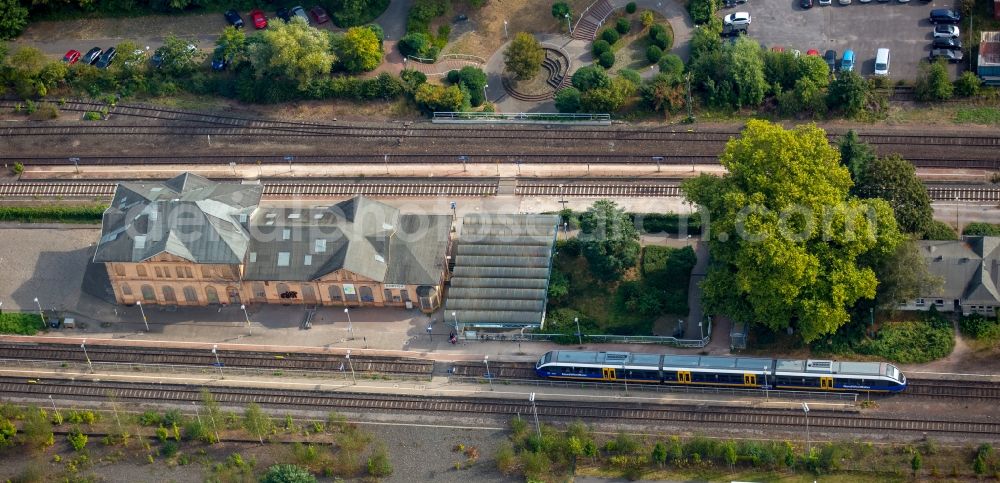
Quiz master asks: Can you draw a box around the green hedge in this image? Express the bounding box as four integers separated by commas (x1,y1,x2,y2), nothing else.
960,314,1000,341
0,313,44,335
856,311,954,363
0,204,106,223
630,213,702,235
963,222,1000,236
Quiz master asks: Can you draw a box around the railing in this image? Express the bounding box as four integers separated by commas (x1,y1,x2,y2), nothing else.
433,112,611,124
449,376,859,403
495,332,710,348
438,53,487,64
406,55,436,64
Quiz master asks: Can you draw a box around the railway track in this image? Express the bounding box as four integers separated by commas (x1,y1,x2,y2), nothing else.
0,343,432,376
903,380,1000,399
2,376,997,435
3,180,1000,202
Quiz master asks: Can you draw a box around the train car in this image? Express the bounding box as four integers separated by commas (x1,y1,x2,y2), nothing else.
535,350,907,393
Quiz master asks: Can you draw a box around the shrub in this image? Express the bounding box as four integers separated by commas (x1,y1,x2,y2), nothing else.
649,24,672,49
646,45,663,64
615,18,631,34
446,69,460,84
641,10,655,28
960,314,1000,340
598,51,616,68
29,104,59,121
658,53,684,78
366,445,393,477
618,69,641,86
552,1,571,18
857,313,954,363
954,71,982,97
262,464,316,483
67,427,88,452
139,411,162,426
12,162,24,175
572,65,611,91
592,39,611,57
923,220,958,240
83,111,102,121
0,205,107,223
0,313,44,335
914,61,953,101
963,222,1000,236
555,87,581,113
626,2,637,13
398,32,434,59
601,28,620,45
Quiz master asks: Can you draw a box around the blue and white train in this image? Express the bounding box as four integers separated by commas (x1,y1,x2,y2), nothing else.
535,350,907,393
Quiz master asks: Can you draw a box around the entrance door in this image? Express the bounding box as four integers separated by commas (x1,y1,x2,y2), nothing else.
820,377,834,389
602,367,617,381
744,374,757,386
677,371,692,384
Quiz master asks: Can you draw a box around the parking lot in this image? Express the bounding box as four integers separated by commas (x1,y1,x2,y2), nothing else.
731,0,966,80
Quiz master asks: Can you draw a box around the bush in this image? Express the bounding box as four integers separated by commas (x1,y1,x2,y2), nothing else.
406,0,448,34
963,222,1000,236
649,24,672,50
29,104,59,121
923,220,958,240
658,54,684,78
601,28,620,45
618,69,641,86
398,32,435,59
0,204,106,223
552,1,571,18
598,51,616,68
857,313,954,363
615,18,631,34
626,2,637,13
261,464,316,483
960,314,1000,340
139,411,162,426
67,427,88,452
366,445,393,477
555,87,582,113
687,0,719,24
446,69,460,84
592,39,611,57
646,45,664,64
0,313,44,335
914,61,953,101
572,65,611,91
12,162,24,175
954,71,982,97
83,111,102,121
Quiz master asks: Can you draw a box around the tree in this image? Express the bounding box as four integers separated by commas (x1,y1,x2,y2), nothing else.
855,154,934,235
571,65,610,91
646,45,663,64
551,1,570,19
7,47,67,98
504,32,544,80
243,402,274,444
914,60,953,101
398,32,433,59
597,51,615,68
159,35,204,76
682,120,902,342
600,28,620,45
615,18,630,34
0,0,27,40
580,76,634,112
579,199,640,281
727,36,766,108
798,54,830,88
592,39,611,57
261,464,316,483
249,18,335,90
954,71,982,97
555,87,581,112
838,130,875,184
413,83,466,112
642,73,685,114
216,26,247,65
826,71,868,118
658,54,684,80
763,49,799,91
651,442,667,467
338,26,383,73
872,239,942,312
456,65,487,106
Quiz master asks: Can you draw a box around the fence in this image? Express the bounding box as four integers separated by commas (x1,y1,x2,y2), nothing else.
433,112,612,125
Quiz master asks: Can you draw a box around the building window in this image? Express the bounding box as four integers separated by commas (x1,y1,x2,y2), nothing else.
400,290,410,303
183,286,198,304
141,285,156,302
359,286,374,303
202,266,213,278
176,267,185,278
227,287,241,304
915,298,925,306
384,289,393,302
121,283,132,296
185,267,194,278
935,299,944,306
206,286,220,304
162,267,171,278
328,285,342,301
253,283,267,303
136,265,147,277
154,267,163,278
114,264,125,277
162,286,177,303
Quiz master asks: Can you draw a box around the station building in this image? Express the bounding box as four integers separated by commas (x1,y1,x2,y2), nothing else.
93,173,452,313
900,236,1000,315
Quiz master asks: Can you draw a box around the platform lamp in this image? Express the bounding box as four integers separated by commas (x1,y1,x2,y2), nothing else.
33,297,45,326
346,350,356,384
136,300,149,332
80,339,94,373
802,403,811,454
211,345,223,379
484,355,494,391
241,304,251,336
451,311,459,331
344,307,354,340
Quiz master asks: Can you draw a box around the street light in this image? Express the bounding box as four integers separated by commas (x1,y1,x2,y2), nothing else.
211,345,224,379
484,355,494,391
762,365,769,401
241,304,251,336
284,155,294,173
802,402,811,455
529,392,541,438
80,339,94,373
698,320,703,340
482,84,489,104
451,311,459,330
69,157,80,174
346,350,356,384
574,317,582,346
564,13,572,34
344,307,353,340
503,20,508,38
652,156,664,172
622,360,628,395
136,300,149,332
33,297,45,326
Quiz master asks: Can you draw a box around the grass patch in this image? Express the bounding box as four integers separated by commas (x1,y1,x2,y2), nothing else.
954,107,1000,125
0,204,106,223
0,313,45,335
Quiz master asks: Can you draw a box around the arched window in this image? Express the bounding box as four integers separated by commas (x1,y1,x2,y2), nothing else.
302,285,317,304
227,286,241,304
206,286,220,304
162,286,177,303
183,286,198,304
359,286,374,303
328,285,342,302
121,283,132,296
253,283,267,303
141,285,156,302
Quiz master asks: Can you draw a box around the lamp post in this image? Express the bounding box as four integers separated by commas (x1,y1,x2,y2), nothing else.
762,365,769,401
698,320,703,340
241,304,251,336
344,307,353,340
574,317,582,346
565,13,572,34
284,155,294,173
802,402,811,455
451,311,459,331
33,297,45,326
346,350,356,384
48,395,57,414
69,157,80,174
503,20,508,38
529,392,541,438
136,300,149,332
484,355,494,391
80,340,94,373
482,84,489,104
211,345,223,379
622,360,628,395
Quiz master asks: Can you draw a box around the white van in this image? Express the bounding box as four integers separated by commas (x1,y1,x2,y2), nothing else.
874,48,890,76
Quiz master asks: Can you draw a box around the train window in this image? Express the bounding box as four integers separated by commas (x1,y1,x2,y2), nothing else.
663,372,676,382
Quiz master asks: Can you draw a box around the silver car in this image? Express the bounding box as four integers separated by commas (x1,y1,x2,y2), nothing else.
933,24,960,38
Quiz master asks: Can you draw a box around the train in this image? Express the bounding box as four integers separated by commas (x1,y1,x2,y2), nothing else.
535,350,907,393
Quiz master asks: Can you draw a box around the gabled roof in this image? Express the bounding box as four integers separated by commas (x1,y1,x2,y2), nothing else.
93,173,261,264
918,236,1000,305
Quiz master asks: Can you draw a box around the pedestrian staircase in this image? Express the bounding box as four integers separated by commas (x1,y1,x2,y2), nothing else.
573,0,616,41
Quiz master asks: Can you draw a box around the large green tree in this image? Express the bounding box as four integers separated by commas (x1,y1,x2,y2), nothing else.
727,36,766,108
215,26,247,65
7,46,66,97
504,32,544,80
579,199,640,281
838,130,875,183
682,120,902,342
249,17,335,90
159,35,204,76
914,60,953,101
337,26,382,73
872,238,941,310
855,154,933,235
0,0,27,40
826,71,868,118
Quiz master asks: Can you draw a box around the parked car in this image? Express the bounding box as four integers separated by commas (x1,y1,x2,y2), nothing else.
874,48,890,76
929,9,961,24
62,50,81,64
249,9,268,29
818,0,832,6
806,49,820,56
840,49,855,72
291,6,310,23
929,48,964,62
721,23,748,37
723,12,751,25
932,37,963,50
824,49,837,72
224,9,245,28
276,7,291,21
858,0,872,4
933,24,960,39
82,47,103,65
211,53,231,71
309,6,329,23
838,0,851,5
94,47,116,69
800,0,813,8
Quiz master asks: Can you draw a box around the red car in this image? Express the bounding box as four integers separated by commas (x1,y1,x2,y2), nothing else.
310,6,329,24
249,9,268,29
806,49,820,56
62,50,81,64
